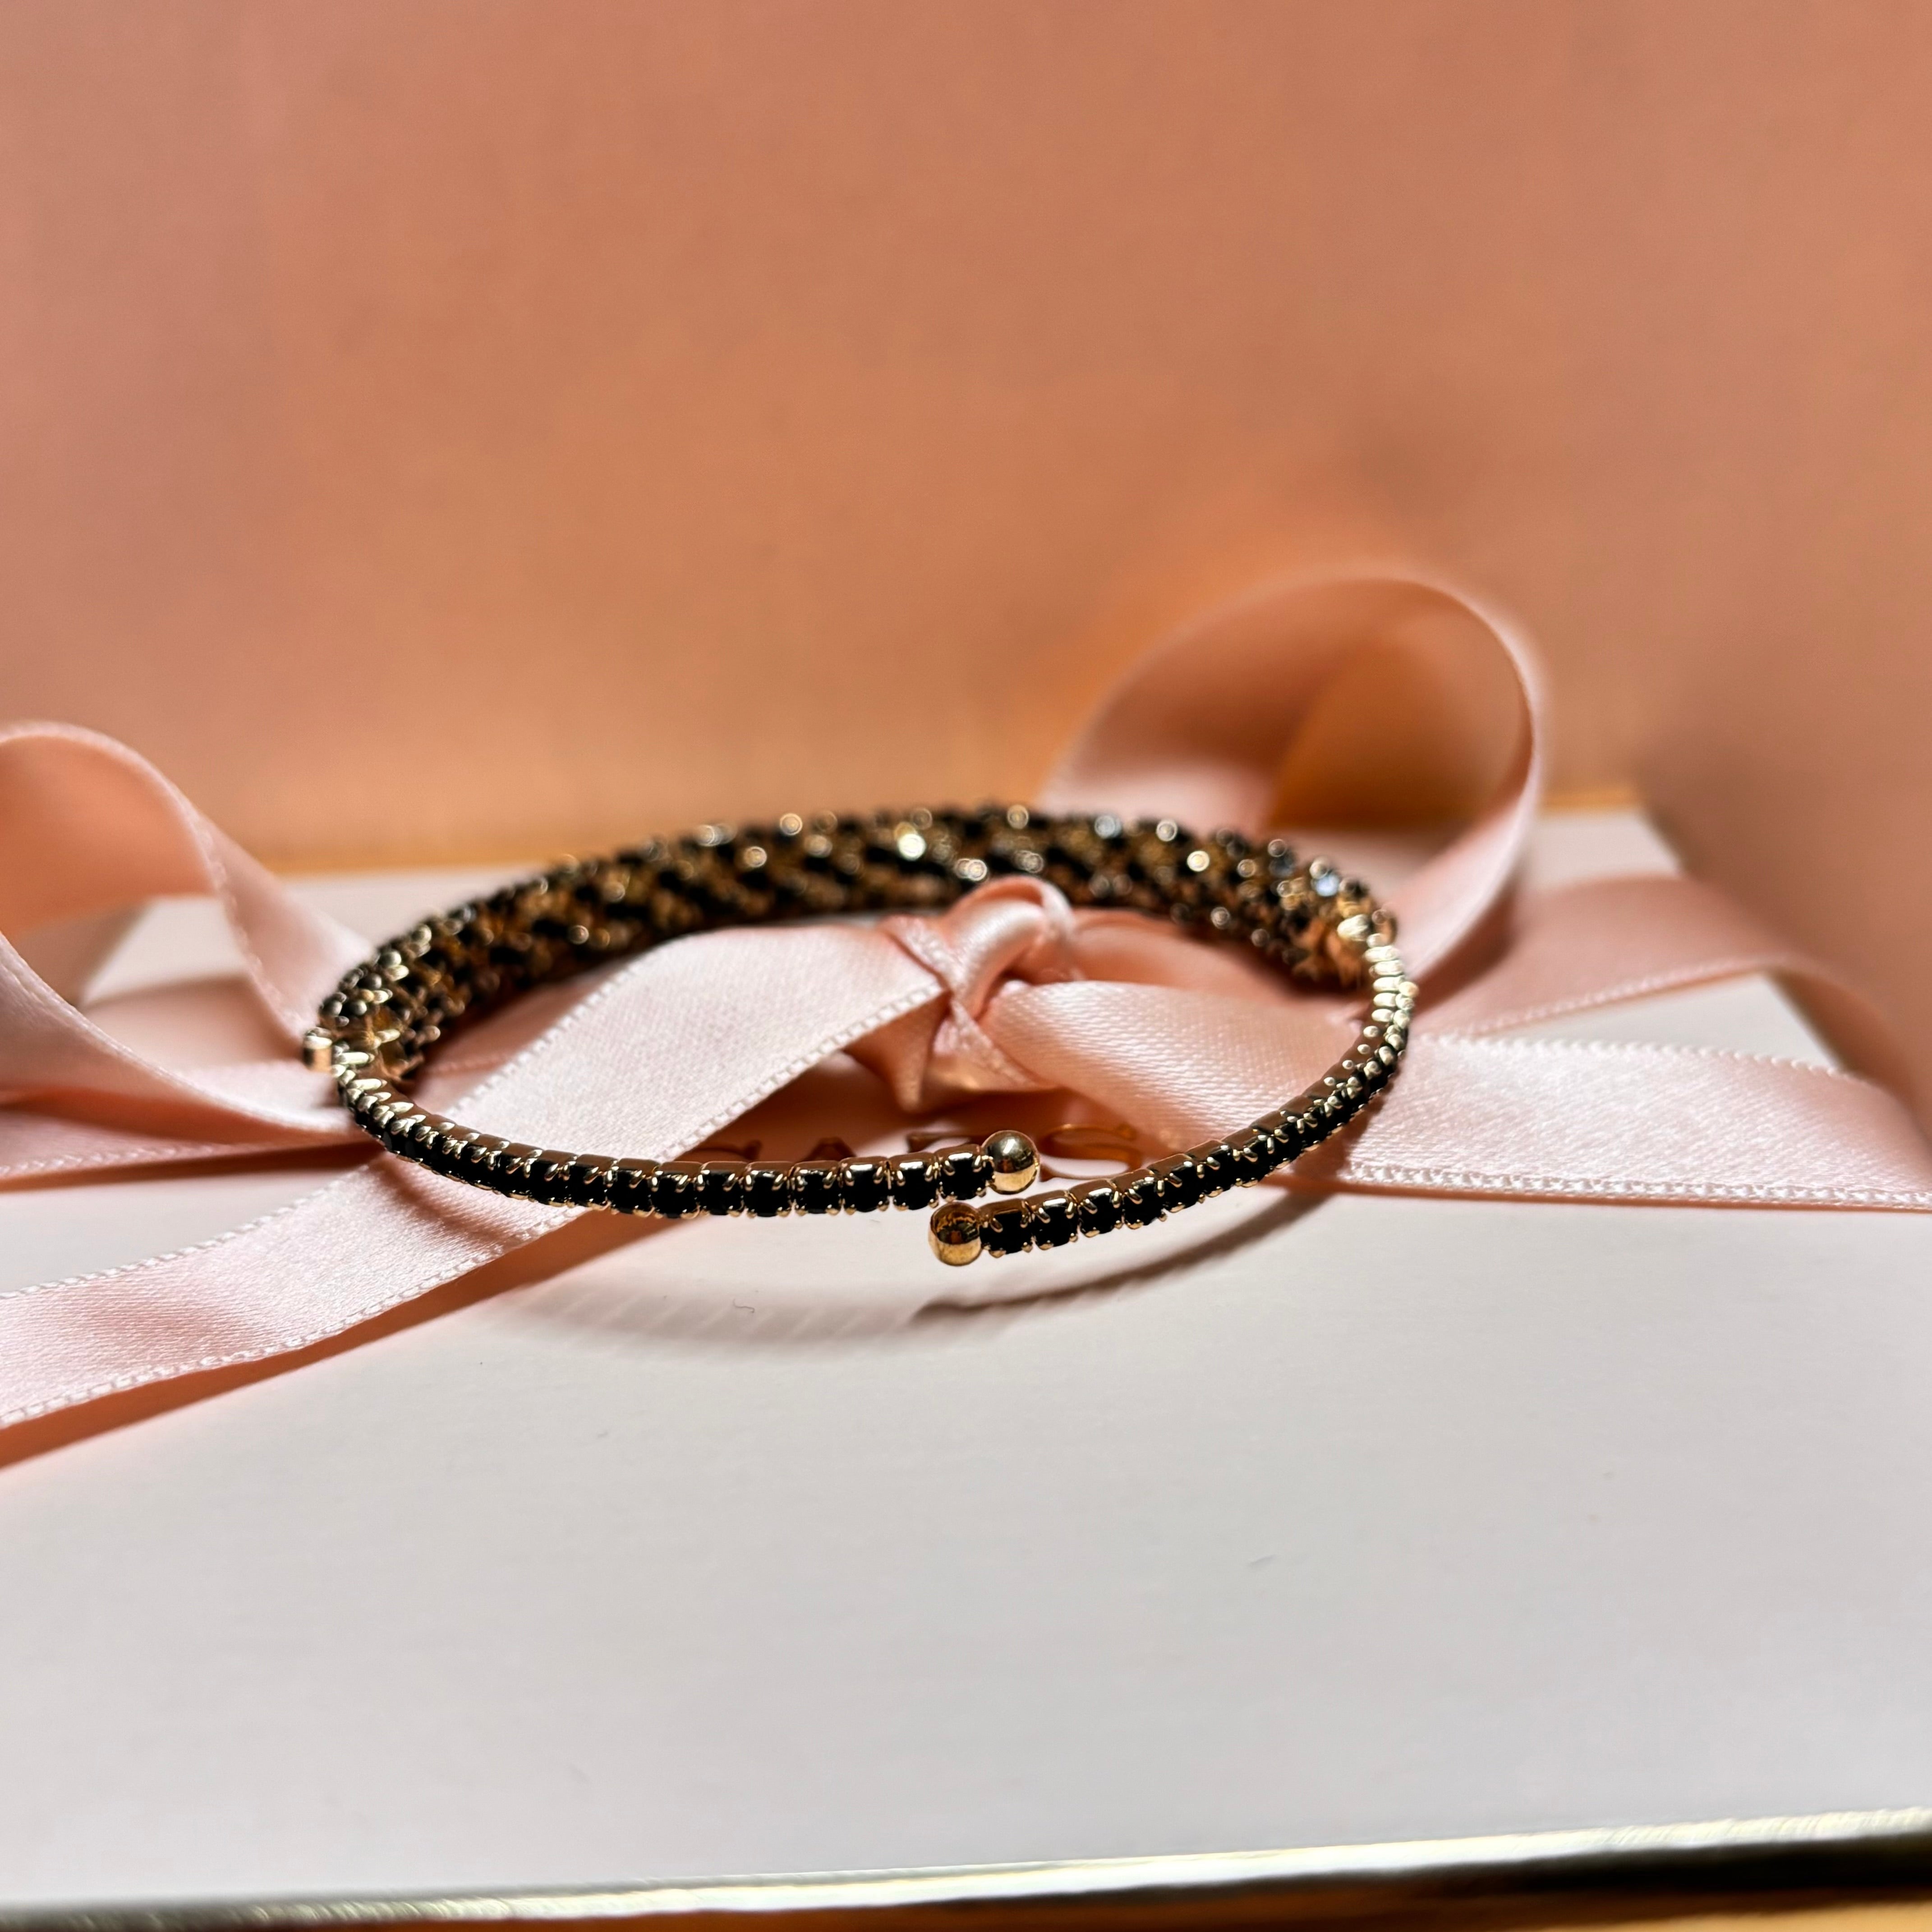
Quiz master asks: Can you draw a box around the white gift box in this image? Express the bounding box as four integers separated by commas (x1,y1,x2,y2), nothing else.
3,810,1931,1923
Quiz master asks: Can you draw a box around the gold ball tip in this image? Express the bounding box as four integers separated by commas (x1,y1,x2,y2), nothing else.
981,1127,1039,1195
300,1026,336,1073
929,1201,983,1266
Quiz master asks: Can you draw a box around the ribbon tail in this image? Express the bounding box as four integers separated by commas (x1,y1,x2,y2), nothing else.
1329,1037,1932,1209
984,982,1932,1210
0,925,941,1429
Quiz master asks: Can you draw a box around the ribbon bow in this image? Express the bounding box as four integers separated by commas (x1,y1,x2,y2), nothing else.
4,575,1929,1432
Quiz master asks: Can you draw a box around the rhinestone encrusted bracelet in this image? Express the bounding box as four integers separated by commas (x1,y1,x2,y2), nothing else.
303,806,1414,1266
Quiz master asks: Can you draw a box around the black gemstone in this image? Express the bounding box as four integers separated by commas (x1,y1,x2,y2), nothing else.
425,1130,475,1178
842,1159,890,1212
1120,1170,1165,1227
745,1163,794,1217
793,1161,843,1214
1226,1127,1274,1184
888,1155,942,1210
483,1141,540,1193
1071,1181,1121,1235
1185,1141,1236,1197
1030,1195,1077,1247
1153,1154,1203,1210
980,1201,1032,1256
471,1144,518,1190
565,1155,615,1208
460,1134,505,1179
526,1150,575,1205
698,1164,745,1215
940,1145,989,1200
652,1164,702,1217
607,1159,657,1213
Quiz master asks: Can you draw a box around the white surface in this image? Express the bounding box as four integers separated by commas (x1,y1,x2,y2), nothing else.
1,813,1927,1908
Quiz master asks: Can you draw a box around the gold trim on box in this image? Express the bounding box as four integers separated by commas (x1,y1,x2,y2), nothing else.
7,1808,1932,1931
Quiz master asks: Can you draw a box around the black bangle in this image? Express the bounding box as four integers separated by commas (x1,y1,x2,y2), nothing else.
303,805,1413,1266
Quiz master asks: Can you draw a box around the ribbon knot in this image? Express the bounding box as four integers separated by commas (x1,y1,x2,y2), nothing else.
865,877,1084,1110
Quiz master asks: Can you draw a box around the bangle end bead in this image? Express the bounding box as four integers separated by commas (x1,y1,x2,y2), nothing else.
981,1128,1040,1195
301,1026,336,1073
929,1200,983,1266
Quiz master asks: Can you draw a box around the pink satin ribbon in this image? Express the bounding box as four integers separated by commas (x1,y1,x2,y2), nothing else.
4,575,1930,1430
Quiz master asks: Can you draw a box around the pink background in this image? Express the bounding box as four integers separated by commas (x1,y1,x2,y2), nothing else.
4,2,1929,1098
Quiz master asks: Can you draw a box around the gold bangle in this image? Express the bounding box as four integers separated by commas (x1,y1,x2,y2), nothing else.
303,806,1412,1266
